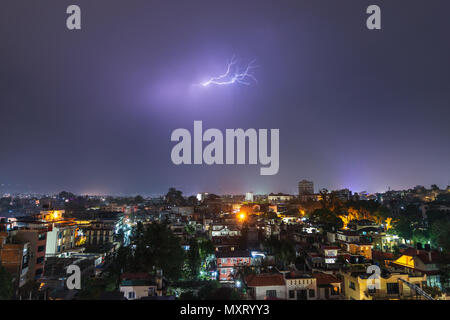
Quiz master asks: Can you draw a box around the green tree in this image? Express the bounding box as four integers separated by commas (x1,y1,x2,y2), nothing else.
263,236,295,269
133,223,185,281
308,208,343,231
186,238,201,280
430,220,450,253
165,188,185,206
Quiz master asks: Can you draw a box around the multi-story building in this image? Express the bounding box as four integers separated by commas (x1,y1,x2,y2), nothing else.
14,226,48,280
84,220,115,248
216,250,252,282
284,272,317,300
313,272,342,299
45,223,79,256
389,248,449,290
0,231,31,289
331,189,352,201
298,180,314,195
267,193,294,204
342,270,427,300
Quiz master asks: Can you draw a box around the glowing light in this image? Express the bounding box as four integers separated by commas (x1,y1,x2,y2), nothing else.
200,55,257,87
238,213,246,221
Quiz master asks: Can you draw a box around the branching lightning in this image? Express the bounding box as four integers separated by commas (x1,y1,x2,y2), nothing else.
200,56,258,87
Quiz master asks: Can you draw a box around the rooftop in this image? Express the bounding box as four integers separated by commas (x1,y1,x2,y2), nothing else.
246,273,285,287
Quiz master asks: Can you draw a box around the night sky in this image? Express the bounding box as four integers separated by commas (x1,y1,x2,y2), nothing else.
1,1,449,196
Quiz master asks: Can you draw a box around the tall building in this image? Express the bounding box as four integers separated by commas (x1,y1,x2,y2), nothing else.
245,192,254,202
332,189,352,201
299,180,314,195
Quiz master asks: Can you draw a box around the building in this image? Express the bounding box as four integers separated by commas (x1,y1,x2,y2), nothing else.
342,270,427,300
119,273,157,300
284,272,317,300
389,248,449,290
331,189,352,201
85,220,115,247
245,273,286,300
14,226,48,280
0,231,31,288
210,223,241,238
216,250,252,282
313,272,342,299
45,223,79,256
245,192,254,202
267,193,294,204
298,180,314,195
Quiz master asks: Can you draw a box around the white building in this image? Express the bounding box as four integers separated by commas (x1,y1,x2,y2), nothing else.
245,274,287,299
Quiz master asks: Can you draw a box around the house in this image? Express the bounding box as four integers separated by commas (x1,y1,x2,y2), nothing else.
308,245,339,270
216,250,252,282
313,272,342,299
284,272,317,300
211,224,241,238
246,273,286,300
342,270,427,300
119,273,157,300
389,248,450,290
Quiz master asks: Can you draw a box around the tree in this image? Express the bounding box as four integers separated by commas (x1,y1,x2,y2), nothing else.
263,236,295,269
430,220,450,253
308,208,343,231
184,224,196,236
134,195,144,204
165,188,185,206
0,263,13,300
132,222,185,281
186,238,201,280
431,184,440,191
186,196,198,206
264,211,278,220
198,238,214,262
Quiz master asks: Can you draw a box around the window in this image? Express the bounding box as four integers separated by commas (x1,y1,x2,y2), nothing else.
331,286,340,295
128,291,135,299
37,245,45,252
349,281,356,290
387,283,399,295
38,233,46,241
266,290,277,298
289,290,295,299
309,289,315,298
36,257,44,265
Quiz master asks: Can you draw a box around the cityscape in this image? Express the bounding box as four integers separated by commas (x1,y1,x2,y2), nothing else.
1,0,450,312
1,181,449,300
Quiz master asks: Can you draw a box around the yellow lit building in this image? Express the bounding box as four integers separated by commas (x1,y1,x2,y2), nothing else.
342,270,426,300
346,243,372,260
39,210,64,222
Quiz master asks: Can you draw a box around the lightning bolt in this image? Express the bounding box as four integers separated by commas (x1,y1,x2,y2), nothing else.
200,56,258,87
